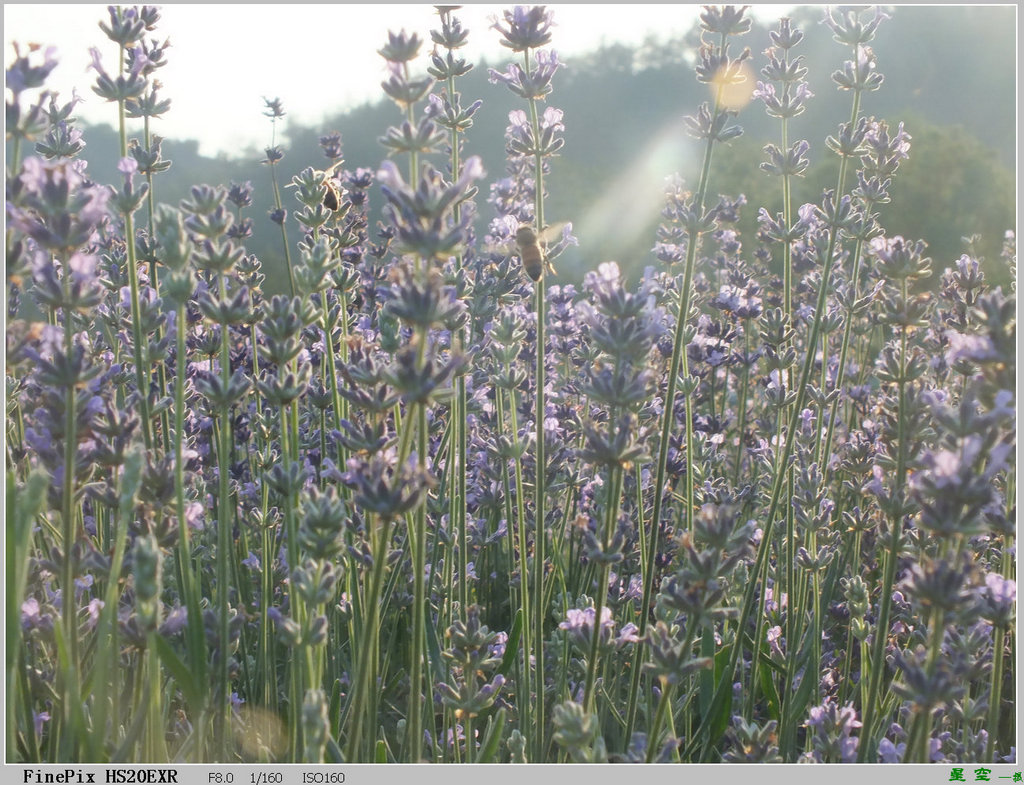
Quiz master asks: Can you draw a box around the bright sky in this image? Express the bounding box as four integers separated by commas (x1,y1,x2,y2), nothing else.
4,4,794,157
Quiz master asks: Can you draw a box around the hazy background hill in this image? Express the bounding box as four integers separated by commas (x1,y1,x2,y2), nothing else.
73,5,1015,293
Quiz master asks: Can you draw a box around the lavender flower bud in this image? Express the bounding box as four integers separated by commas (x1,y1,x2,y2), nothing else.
300,689,329,763
35,120,85,160
804,701,861,763
378,30,422,63
700,5,752,36
551,701,606,763
299,487,348,560
559,604,615,653
444,605,501,670
979,573,1015,628
508,730,528,763
823,6,890,47
262,97,285,120
132,533,162,630
291,559,339,607
380,117,445,157
438,673,505,720
6,43,58,96
842,574,870,619
891,646,965,711
99,6,151,46
153,204,191,272
125,86,171,120
491,6,553,52
88,46,146,103
723,717,784,763
643,621,712,685
833,44,884,93
384,264,466,330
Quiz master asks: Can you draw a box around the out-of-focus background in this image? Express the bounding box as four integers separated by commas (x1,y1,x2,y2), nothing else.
5,4,1015,291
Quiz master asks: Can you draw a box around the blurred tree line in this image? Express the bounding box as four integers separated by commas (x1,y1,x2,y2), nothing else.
76,5,1015,293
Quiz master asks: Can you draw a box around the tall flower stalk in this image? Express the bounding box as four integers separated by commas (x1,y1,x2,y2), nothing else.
90,8,155,449
152,204,209,759
376,27,443,760
489,5,560,758
685,6,888,758
262,98,295,297
574,263,655,715
428,3,481,625
859,235,932,758
625,4,751,744
751,15,812,730
376,154,480,760
187,183,250,758
10,156,110,757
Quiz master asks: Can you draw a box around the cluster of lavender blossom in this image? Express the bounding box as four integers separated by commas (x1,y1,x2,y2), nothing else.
6,4,1015,766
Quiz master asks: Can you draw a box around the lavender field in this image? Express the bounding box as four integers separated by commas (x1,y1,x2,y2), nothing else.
5,4,1016,765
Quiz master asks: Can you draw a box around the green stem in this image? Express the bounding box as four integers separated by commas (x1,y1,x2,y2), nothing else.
144,633,167,761
523,46,549,761
582,460,624,713
838,529,863,707
441,34,470,616
624,51,727,744
857,275,910,760
503,370,533,747
647,681,675,763
267,128,294,297
214,276,234,760
117,43,153,452
260,492,275,711
143,114,171,454
346,516,394,761
986,526,1013,761
6,133,22,179
56,248,82,759
690,81,865,762
774,75,798,744
173,298,208,759
732,320,751,484
407,398,429,761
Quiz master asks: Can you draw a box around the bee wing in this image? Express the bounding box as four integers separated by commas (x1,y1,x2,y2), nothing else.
539,221,570,246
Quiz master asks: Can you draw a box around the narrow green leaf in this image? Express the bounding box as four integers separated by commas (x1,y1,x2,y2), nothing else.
758,656,781,721
325,736,344,763
698,624,716,718
425,607,446,683
693,645,734,759
498,609,523,678
375,739,388,764
787,655,817,731
7,469,48,657
477,708,507,763
329,678,342,738
111,701,149,763
153,635,200,713
742,630,787,676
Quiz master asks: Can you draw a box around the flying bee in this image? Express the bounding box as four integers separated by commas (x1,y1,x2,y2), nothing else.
515,222,567,281
289,160,345,212
322,179,342,211
320,160,345,212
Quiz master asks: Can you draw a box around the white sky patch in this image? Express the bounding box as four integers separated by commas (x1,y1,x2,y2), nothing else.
4,4,794,157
